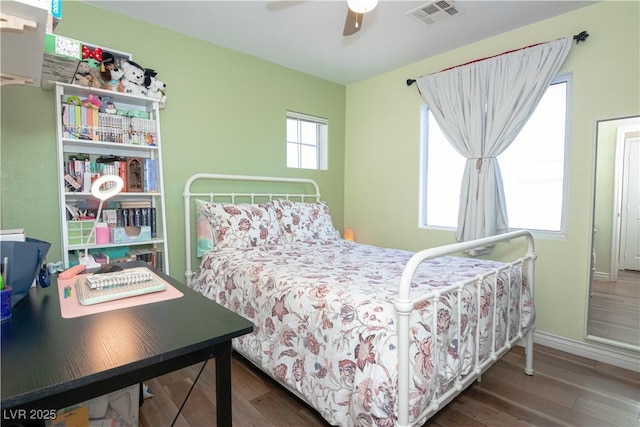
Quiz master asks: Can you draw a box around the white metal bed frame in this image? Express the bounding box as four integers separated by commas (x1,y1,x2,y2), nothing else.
183,173,537,427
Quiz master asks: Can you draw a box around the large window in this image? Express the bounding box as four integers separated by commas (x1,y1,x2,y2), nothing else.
421,74,570,235
286,111,328,170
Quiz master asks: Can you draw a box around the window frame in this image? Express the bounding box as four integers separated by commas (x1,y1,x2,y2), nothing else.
286,111,328,170
418,73,572,238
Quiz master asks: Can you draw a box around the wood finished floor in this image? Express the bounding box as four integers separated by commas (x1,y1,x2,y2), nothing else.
588,270,640,347
138,344,640,427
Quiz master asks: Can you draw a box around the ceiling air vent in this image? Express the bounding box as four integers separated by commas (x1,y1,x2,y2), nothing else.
407,0,462,27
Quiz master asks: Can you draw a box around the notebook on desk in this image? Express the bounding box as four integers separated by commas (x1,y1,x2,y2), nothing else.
75,266,167,305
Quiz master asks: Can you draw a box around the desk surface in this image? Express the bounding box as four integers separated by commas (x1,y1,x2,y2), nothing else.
1,262,253,412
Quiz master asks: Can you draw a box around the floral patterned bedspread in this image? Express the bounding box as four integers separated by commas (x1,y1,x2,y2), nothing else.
190,240,535,426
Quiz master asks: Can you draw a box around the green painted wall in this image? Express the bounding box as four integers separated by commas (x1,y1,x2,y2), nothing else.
0,2,346,279
344,1,640,348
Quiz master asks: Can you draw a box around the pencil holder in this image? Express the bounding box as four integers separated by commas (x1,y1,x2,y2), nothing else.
1,286,12,321
96,223,110,244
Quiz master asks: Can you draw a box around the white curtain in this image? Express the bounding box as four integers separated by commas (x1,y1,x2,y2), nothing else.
417,37,572,254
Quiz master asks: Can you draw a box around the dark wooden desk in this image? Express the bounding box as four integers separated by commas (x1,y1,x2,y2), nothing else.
0,262,253,427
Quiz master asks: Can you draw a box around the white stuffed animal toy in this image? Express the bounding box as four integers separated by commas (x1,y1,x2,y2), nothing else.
118,60,147,96
144,74,167,108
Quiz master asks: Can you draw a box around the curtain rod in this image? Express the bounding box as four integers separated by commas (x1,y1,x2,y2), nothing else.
406,30,589,87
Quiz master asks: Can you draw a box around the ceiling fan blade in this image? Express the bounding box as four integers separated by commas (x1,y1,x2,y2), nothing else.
343,9,363,36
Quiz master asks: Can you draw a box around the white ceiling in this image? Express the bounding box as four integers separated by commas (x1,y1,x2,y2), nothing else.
83,0,596,85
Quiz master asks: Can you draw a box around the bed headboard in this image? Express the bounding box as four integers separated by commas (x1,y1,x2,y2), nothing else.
183,173,322,285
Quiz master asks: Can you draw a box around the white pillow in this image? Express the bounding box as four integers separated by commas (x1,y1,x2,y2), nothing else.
273,200,340,243
200,202,284,249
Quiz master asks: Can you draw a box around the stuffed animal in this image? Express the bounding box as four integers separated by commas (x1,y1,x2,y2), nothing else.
65,96,81,106
74,61,100,88
101,67,124,91
99,51,115,81
86,58,102,76
144,75,167,108
98,51,124,91
118,60,147,96
99,97,117,114
81,93,101,110
144,68,157,79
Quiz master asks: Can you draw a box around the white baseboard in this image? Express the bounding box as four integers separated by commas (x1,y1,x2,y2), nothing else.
533,330,640,372
593,271,610,281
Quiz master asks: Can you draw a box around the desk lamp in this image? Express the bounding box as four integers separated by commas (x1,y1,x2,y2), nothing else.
80,174,124,268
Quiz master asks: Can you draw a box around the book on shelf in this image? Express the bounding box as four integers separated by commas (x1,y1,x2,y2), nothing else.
74,105,81,138
92,107,99,141
80,106,88,140
62,103,70,138
150,207,156,238
143,158,158,193
68,104,74,137
100,162,118,179
82,158,92,192
100,209,118,226
127,247,163,271
118,159,127,188
119,200,152,208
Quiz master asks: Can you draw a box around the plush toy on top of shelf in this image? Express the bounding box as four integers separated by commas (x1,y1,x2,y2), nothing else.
73,61,101,88
99,51,125,92
143,68,167,108
78,46,104,88
100,66,124,92
118,60,147,96
146,76,166,108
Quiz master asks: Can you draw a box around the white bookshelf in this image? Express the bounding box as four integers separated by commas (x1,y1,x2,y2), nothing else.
54,83,169,273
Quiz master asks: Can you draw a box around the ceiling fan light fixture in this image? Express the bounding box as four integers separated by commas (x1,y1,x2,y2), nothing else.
348,0,378,14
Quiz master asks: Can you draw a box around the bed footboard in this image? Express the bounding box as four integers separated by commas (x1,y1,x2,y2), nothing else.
394,230,536,427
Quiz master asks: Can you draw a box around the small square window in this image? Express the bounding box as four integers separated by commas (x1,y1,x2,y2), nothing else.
286,111,328,170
